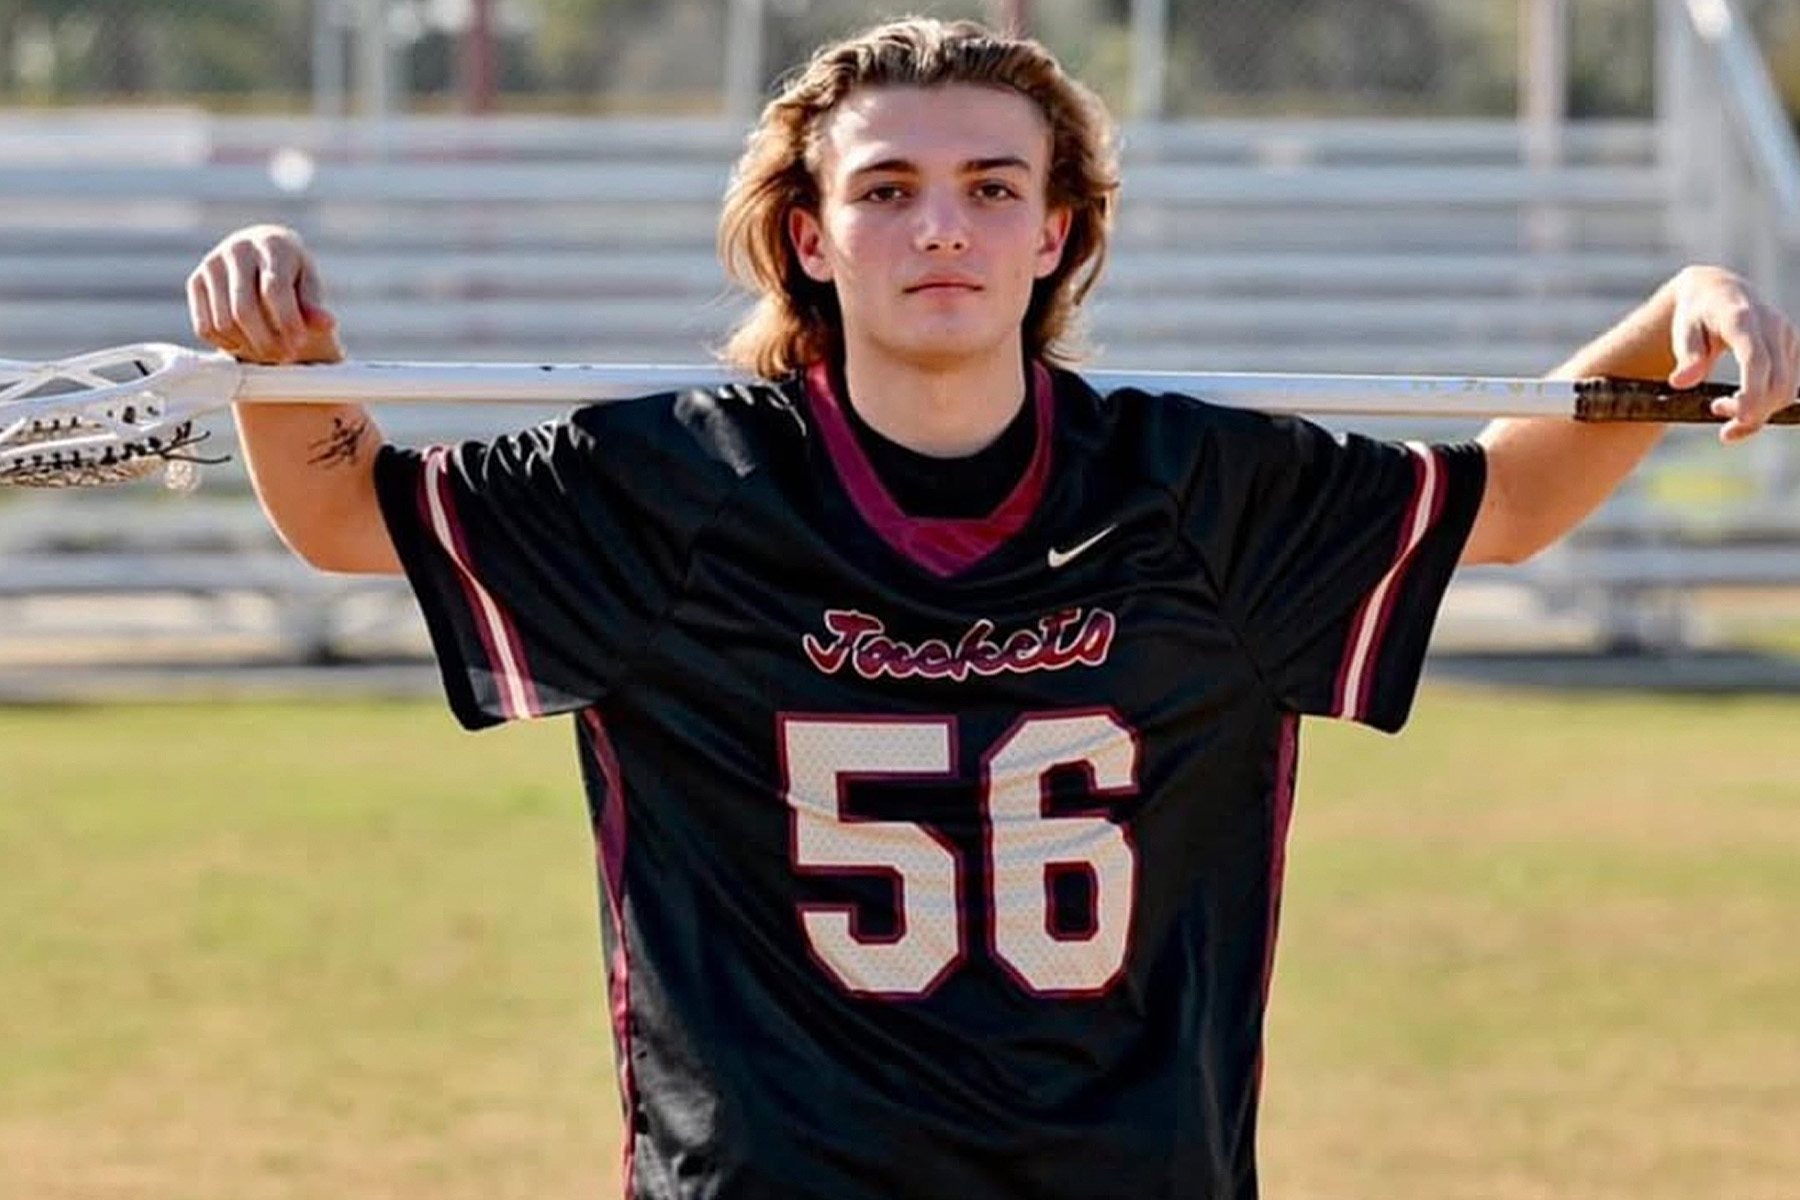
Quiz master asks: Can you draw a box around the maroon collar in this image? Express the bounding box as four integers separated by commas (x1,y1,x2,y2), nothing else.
803,360,1054,578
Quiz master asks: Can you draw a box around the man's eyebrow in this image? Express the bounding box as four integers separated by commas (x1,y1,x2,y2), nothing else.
964,155,1034,174
845,154,1036,178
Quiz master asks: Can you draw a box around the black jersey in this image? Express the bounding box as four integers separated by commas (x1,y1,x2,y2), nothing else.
374,361,1486,1200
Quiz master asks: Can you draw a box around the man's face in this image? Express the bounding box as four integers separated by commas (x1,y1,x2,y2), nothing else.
789,83,1072,372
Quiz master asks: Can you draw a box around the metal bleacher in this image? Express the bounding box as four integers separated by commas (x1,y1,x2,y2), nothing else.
0,113,1678,373
4,0,1800,670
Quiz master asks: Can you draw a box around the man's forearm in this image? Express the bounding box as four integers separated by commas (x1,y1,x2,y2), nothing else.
233,400,399,574
1466,278,1680,564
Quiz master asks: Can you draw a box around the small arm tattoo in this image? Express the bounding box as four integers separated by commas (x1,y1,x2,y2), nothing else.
306,416,370,468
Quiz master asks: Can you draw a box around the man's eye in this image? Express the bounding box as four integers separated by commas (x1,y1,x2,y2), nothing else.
860,184,907,203
975,181,1020,200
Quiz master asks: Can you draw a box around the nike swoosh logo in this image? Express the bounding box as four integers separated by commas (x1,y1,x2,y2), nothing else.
1048,524,1118,569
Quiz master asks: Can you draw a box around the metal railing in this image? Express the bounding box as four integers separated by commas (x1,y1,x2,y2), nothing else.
1654,0,1800,504
1660,0,1800,309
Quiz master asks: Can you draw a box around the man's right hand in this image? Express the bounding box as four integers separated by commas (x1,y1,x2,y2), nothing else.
188,225,396,575
187,225,344,365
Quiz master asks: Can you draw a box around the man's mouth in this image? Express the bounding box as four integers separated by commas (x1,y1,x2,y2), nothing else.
904,279,983,294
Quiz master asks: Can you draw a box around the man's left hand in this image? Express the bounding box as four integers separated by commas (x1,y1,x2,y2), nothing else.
1666,265,1800,443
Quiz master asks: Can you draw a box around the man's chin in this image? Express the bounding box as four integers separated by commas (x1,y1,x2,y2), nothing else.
892,345,1004,374
881,326,1018,371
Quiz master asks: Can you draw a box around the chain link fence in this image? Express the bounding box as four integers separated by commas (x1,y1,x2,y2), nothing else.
0,0,1791,119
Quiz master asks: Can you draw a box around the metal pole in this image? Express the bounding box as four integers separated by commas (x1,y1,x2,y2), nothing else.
313,0,344,119
355,0,389,119
462,0,497,115
1519,0,1567,170
352,0,393,160
1657,0,1701,254
1519,0,1570,261
1130,0,1168,120
724,0,766,122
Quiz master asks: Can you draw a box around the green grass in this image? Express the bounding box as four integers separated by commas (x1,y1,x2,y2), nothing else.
2,688,1797,1200
0,703,611,1200
1265,689,1800,1200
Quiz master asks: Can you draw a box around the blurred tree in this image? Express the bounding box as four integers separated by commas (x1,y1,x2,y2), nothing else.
162,0,310,101
762,0,991,94
0,0,1792,122
1568,0,1652,117
1090,0,1475,114
0,0,270,100
531,0,663,94
408,25,541,99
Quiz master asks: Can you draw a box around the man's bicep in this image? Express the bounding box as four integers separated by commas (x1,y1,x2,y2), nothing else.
326,509,404,575
1458,438,1515,567
313,455,403,575
236,401,401,575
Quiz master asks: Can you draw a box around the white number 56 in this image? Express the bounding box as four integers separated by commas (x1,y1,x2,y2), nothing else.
781,710,1139,999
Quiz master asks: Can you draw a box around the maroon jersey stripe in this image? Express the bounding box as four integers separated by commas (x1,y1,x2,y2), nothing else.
582,707,637,1197
1329,443,1443,721
1254,711,1300,1094
419,446,542,720
803,360,1055,576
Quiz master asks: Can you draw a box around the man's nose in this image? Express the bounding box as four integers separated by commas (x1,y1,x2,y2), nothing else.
913,190,970,253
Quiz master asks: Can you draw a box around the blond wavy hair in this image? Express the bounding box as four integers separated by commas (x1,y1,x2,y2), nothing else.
717,17,1119,378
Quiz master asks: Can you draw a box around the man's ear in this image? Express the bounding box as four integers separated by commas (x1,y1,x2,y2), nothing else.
788,208,833,283
1034,206,1074,280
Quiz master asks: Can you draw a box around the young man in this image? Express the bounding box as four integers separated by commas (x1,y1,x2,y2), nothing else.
186,18,1797,1200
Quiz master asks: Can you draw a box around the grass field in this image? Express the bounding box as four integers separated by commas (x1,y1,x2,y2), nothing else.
2,684,1797,1200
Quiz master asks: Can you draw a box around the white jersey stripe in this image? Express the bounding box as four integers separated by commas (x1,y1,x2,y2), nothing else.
1332,442,1440,719
422,446,538,720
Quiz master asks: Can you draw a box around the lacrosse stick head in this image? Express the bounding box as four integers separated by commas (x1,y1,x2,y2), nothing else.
0,343,240,488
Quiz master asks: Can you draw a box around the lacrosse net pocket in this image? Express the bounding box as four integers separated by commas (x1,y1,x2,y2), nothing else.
0,346,230,489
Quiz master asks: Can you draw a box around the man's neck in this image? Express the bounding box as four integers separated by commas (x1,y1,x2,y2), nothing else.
840,343,1028,459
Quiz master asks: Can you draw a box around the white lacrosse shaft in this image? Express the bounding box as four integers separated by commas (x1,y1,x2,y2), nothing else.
23,340,1741,450
8,341,1781,489
0,342,1600,422
239,358,1586,417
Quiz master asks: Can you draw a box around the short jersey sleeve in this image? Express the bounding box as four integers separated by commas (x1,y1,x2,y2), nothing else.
1189,411,1486,733
373,410,719,729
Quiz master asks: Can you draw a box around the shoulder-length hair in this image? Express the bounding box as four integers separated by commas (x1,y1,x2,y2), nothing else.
717,17,1120,378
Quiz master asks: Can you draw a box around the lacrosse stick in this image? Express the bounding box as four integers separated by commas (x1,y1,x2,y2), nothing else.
3,341,1795,489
